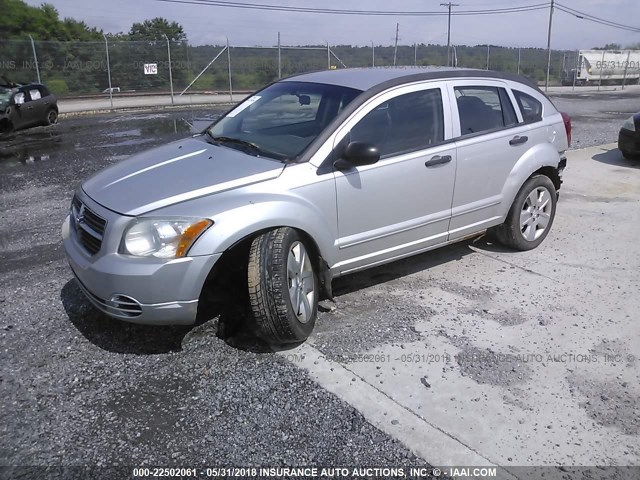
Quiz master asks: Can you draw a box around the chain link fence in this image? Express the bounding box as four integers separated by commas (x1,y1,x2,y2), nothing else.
1,37,638,102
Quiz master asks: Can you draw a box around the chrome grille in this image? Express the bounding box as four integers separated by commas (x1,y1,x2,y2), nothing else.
71,196,107,255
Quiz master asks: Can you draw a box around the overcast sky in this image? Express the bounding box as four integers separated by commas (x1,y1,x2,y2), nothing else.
26,0,640,49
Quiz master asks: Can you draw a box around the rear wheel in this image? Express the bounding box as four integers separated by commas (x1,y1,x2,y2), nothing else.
0,119,13,137
44,108,58,126
493,175,557,251
247,227,318,344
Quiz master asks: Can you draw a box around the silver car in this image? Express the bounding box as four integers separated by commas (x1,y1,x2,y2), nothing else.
62,67,571,343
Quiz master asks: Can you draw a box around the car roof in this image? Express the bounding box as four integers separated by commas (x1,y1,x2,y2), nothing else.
283,66,540,92
0,82,45,89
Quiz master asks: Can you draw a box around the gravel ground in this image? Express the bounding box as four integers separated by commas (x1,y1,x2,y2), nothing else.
0,90,637,475
0,113,428,476
549,90,640,149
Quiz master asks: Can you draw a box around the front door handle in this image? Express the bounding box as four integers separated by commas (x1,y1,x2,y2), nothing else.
425,155,452,167
509,135,528,146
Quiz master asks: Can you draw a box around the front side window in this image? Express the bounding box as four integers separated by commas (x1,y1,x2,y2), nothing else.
455,86,517,136
14,92,25,105
513,90,543,123
208,81,361,161
350,88,444,157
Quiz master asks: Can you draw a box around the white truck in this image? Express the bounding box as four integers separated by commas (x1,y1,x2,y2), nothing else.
562,49,640,86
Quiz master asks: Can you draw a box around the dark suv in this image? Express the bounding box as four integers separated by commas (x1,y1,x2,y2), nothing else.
0,81,58,136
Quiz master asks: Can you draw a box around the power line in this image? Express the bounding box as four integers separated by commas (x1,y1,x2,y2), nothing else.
556,2,640,31
154,0,549,17
555,3,640,33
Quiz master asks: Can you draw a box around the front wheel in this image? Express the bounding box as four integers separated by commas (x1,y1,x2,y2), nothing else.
44,108,58,126
492,175,557,251
247,227,318,344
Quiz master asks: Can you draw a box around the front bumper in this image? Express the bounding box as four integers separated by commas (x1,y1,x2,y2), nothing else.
62,214,221,326
618,128,640,156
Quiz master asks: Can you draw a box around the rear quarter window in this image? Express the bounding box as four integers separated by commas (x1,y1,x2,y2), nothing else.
513,90,543,123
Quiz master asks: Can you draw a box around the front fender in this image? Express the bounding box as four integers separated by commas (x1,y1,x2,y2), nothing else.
501,142,561,215
188,191,338,265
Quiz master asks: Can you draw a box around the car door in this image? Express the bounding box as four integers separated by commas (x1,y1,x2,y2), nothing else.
25,87,47,126
331,83,456,275
9,89,30,130
447,80,529,240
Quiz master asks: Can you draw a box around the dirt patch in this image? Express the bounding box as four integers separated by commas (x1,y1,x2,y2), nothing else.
434,279,494,302
463,307,529,326
313,293,426,362
455,346,532,386
567,373,640,435
437,332,532,386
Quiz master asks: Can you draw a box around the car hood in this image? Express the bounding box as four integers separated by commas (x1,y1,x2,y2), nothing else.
82,136,285,216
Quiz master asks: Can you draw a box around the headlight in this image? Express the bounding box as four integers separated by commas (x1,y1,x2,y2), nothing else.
121,218,212,259
622,116,636,132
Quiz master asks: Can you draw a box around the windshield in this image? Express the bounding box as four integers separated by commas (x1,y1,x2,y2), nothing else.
0,87,12,112
207,81,362,161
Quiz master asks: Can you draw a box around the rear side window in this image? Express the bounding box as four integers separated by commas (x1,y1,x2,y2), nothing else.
513,90,543,123
350,88,444,157
454,86,517,136
28,88,41,100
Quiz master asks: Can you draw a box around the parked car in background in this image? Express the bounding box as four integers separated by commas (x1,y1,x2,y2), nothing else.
618,113,640,159
102,87,121,94
0,81,58,136
62,67,570,344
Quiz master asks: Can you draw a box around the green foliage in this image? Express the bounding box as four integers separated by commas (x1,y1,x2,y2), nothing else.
0,0,102,40
0,1,582,94
593,43,622,50
129,18,186,42
46,78,69,95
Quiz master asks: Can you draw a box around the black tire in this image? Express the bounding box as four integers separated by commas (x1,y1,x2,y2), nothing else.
492,175,557,251
0,119,13,137
620,149,639,160
44,108,58,126
247,227,318,344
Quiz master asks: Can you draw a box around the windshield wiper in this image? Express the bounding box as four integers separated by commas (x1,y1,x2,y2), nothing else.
206,132,286,161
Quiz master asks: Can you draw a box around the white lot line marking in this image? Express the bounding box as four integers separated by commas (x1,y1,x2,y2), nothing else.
280,343,519,480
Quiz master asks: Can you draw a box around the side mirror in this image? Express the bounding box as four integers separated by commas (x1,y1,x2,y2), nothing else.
334,141,380,170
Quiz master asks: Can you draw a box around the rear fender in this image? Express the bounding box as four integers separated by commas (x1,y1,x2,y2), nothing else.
501,142,561,217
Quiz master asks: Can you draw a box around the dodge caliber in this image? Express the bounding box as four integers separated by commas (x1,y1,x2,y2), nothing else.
62,67,571,343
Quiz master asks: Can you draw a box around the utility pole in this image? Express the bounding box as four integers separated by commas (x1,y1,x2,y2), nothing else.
441,2,459,67
393,23,400,66
163,34,174,105
103,34,113,109
28,35,41,84
277,32,282,78
372,41,375,67
545,0,555,92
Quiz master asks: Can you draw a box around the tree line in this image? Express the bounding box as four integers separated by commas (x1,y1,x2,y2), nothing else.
1,0,638,96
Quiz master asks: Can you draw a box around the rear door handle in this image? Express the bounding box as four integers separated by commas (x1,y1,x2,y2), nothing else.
509,135,528,146
425,155,452,167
